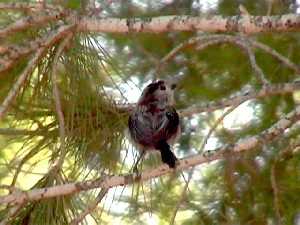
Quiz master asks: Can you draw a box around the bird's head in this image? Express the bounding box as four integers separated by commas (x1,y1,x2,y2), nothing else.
137,80,176,108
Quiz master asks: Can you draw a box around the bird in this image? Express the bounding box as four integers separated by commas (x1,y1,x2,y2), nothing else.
128,80,180,171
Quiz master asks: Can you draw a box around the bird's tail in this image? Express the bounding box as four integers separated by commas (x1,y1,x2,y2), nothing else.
155,140,178,168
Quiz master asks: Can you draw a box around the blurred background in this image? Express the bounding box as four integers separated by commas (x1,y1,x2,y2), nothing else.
0,0,300,224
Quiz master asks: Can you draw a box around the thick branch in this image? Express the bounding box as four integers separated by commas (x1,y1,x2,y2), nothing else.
78,14,300,34
1,104,300,205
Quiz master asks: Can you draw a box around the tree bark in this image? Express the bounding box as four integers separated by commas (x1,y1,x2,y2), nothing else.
77,14,300,34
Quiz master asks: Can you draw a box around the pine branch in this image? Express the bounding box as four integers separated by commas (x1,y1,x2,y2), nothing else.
194,36,270,85
0,2,63,11
250,40,300,73
0,11,67,38
50,33,73,171
181,81,300,116
196,35,271,85
0,32,68,73
0,203,24,225
1,104,300,205
0,25,74,120
239,37,269,85
117,81,300,115
78,14,300,34
2,4,300,35
157,34,300,74
156,35,218,73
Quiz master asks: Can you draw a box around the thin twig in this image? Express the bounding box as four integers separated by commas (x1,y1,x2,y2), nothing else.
0,25,74,120
205,36,269,84
0,12,67,37
0,186,25,225
0,203,25,225
181,81,300,116
271,165,282,225
239,38,269,85
0,34,64,73
200,103,242,151
158,34,298,84
269,141,300,225
250,40,300,74
156,35,222,73
50,33,73,171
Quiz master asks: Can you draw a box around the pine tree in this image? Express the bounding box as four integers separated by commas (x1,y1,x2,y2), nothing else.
0,1,299,224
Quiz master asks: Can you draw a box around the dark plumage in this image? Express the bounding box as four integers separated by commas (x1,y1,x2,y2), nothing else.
128,80,180,168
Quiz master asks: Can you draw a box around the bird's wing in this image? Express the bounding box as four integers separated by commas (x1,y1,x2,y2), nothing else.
154,107,180,142
128,112,153,146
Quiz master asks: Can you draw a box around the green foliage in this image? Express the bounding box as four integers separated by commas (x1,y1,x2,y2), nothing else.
0,1,300,225
11,172,76,225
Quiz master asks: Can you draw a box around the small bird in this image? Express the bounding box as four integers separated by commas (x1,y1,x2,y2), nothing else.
128,80,180,170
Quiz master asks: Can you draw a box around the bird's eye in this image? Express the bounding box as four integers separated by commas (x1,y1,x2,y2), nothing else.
160,85,166,90
171,84,177,90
